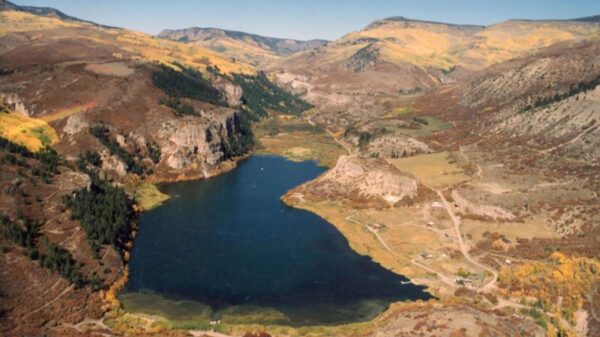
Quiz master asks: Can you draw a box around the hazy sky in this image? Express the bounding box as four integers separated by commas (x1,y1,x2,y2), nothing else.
14,0,600,40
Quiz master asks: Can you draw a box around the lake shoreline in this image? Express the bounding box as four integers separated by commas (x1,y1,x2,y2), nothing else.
117,155,431,330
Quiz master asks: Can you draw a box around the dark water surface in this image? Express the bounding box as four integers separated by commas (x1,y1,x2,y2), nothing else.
122,155,431,325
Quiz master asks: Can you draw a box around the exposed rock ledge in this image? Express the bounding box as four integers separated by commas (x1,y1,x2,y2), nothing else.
284,155,429,208
451,190,516,221
151,110,250,182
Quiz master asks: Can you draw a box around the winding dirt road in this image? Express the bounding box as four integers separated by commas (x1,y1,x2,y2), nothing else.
435,190,498,291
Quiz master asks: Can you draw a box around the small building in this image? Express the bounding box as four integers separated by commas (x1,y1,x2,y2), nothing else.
369,223,386,231
455,277,474,285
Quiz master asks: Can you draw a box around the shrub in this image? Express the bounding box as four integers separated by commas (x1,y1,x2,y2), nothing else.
39,241,87,288
159,97,199,117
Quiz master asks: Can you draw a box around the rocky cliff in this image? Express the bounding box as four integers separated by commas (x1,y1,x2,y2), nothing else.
284,155,427,208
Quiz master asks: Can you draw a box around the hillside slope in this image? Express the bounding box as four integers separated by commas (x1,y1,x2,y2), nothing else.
455,39,600,164
0,0,116,28
271,16,600,102
0,6,314,337
158,27,327,66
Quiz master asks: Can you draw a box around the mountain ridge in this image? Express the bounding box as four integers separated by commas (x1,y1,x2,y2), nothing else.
375,14,600,27
270,13,600,106
158,26,328,52
157,26,328,66
0,0,118,29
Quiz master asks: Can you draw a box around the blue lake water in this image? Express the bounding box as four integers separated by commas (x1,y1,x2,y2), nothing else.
122,155,431,325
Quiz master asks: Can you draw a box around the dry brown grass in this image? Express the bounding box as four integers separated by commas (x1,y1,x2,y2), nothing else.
0,10,254,75
84,62,134,77
255,117,346,167
388,151,470,189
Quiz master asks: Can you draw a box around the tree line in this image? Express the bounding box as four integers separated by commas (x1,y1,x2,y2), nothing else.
233,71,313,119
153,63,225,106
1,214,90,288
524,74,600,111
0,135,61,183
63,174,135,255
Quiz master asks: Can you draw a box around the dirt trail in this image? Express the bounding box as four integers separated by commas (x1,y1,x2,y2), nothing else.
435,190,498,292
359,218,458,288
459,146,482,179
58,226,80,245
24,284,75,318
520,144,587,165
307,115,353,155
492,297,527,311
189,331,234,337
541,125,597,154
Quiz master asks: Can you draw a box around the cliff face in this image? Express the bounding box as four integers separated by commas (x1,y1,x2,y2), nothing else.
0,62,250,181
157,110,249,171
0,10,268,182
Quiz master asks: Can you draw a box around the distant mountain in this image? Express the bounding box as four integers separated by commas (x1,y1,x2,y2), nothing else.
570,15,600,23
270,15,600,100
368,16,485,29
158,27,328,66
0,0,117,28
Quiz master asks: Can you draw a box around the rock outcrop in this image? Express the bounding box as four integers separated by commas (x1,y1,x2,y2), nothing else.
62,113,89,135
155,110,249,177
366,134,431,158
285,155,425,207
451,190,516,221
1,93,33,116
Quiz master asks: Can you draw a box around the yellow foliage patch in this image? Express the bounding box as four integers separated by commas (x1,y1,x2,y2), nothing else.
0,11,255,75
189,36,280,66
0,10,78,36
499,252,600,314
0,111,58,151
334,19,600,70
114,31,254,74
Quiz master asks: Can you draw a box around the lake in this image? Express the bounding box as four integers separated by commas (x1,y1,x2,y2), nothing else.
121,155,431,326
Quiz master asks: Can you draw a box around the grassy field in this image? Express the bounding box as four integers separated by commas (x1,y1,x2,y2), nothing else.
383,106,419,119
133,183,169,211
401,116,451,137
255,116,346,168
0,111,58,151
84,62,134,77
388,151,470,189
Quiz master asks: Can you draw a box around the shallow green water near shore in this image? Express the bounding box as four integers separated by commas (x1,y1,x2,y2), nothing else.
122,155,431,326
